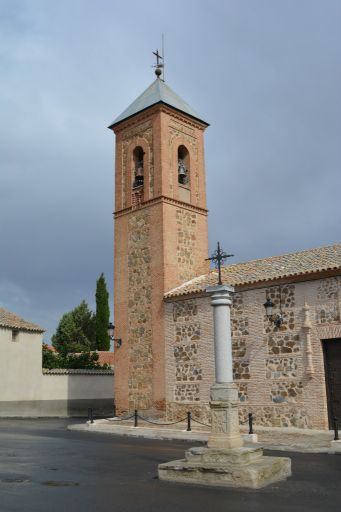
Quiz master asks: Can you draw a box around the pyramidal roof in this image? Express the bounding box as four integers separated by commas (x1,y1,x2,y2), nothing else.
109,78,208,128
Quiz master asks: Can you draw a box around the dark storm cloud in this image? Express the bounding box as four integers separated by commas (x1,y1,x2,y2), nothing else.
1,0,340,339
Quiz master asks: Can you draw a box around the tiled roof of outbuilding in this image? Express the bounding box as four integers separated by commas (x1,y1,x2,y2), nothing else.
165,244,341,299
0,308,45,333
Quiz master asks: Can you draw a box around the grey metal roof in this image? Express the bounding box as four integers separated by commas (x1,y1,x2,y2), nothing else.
109,78,208,128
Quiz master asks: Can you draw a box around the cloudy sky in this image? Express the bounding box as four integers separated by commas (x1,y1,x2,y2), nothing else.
1,0,340,341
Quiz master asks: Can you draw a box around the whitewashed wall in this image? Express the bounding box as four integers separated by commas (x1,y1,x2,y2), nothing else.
0,327,114,417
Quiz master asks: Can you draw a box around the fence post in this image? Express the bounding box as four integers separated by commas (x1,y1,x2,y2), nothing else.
248,413,253,435
187,411,191,432
134,409,138,427
333,416,339,441
88,407,94,424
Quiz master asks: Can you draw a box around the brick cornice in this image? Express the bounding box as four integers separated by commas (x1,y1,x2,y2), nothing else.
114,195,208,218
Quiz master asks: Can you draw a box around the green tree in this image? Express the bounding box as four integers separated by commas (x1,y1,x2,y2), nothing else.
52,300,96,354
95,273,110,351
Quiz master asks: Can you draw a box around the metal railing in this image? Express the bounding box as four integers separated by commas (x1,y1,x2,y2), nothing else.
87,408,340,441
87,408,255,435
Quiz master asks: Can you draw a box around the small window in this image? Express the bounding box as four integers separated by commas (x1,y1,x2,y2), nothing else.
12,329,19,342
178,145,189,186
133,146,144,188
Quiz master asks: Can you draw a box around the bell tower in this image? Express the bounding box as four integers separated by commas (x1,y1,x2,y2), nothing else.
109,63,209,413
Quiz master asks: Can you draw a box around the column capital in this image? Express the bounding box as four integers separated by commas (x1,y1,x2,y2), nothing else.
206,284,234,295
206,285,234,306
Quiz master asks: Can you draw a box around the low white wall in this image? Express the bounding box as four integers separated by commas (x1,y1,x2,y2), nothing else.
41,372,114,401
0,326,115,417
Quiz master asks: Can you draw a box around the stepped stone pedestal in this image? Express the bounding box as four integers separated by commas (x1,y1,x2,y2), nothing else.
158,285,291,489
158,445,290,489
158,381,291,488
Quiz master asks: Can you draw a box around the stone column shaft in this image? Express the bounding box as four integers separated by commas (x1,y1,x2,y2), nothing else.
206,285,242,449
207,286,234,382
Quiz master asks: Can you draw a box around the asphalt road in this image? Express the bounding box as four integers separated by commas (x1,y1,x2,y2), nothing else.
0,418,340,512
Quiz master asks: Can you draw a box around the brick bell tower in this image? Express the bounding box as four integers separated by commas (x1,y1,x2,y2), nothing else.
109,61,209,413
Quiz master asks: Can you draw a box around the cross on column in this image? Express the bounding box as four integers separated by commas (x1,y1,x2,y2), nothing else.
206,242,234,285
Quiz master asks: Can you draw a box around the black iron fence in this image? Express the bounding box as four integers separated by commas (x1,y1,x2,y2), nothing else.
87,408,341,440
87,408,256,435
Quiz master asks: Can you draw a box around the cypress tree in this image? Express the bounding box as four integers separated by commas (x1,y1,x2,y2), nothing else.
95,273,110,351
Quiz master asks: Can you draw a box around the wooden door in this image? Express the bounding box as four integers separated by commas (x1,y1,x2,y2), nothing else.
323,339,341,429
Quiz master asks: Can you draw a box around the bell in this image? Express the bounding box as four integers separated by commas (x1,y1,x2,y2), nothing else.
178,160,186,178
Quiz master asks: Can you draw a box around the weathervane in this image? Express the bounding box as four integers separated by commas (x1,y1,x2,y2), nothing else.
152,35,165,81
153,49,164,79
206,242,234,285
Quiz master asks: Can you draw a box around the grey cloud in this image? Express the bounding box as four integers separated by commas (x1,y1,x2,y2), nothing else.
1,0,340,339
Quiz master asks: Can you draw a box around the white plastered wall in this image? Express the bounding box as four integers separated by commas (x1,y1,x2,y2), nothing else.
0,327,114,416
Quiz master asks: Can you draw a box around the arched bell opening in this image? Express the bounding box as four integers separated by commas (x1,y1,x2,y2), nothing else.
178,145,190,186
133,146,144,188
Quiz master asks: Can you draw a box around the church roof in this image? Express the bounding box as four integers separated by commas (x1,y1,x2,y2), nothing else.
165,244,341,299
109,78,208,128
0,308,45,333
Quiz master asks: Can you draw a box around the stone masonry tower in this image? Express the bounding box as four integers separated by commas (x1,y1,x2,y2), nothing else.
109,69,209,413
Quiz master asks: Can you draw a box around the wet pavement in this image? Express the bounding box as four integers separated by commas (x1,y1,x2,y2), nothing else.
0,418,340,512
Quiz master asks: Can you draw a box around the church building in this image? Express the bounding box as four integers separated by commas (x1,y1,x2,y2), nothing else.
109,64,341,431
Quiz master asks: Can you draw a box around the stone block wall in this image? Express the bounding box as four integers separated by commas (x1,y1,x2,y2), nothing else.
127,210,153,410
165,276,341,429
176,209,197,283
165,298,213,424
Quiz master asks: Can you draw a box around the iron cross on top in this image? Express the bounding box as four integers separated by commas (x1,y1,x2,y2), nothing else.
206,242,234,285
153,49,163,67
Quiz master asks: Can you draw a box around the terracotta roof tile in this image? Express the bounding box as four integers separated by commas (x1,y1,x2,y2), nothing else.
165,244,341,298
96,351,115,367
0,308,45,333
42,368,114,375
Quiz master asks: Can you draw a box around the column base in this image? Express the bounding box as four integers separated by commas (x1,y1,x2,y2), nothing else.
208,382,243,449
158,446,291,489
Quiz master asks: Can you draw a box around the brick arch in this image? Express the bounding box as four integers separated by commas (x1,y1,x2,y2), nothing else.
125,137,151,206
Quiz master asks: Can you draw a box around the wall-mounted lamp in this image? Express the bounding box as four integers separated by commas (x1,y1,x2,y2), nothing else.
263,293,284,329
107,322,122,349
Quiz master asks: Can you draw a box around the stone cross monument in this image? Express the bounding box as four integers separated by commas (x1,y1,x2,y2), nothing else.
159,261,291,488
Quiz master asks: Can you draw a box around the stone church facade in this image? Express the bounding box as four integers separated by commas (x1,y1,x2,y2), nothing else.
109,72,341,430
164,248,341,430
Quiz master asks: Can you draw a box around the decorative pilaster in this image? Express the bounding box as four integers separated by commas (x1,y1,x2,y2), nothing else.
302,302,314,378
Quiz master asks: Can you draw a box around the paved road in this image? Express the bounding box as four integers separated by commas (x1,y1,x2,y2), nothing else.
0,419,340,512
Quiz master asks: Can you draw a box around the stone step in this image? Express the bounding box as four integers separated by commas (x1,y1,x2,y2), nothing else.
185,446,263,465
158,452,291,489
